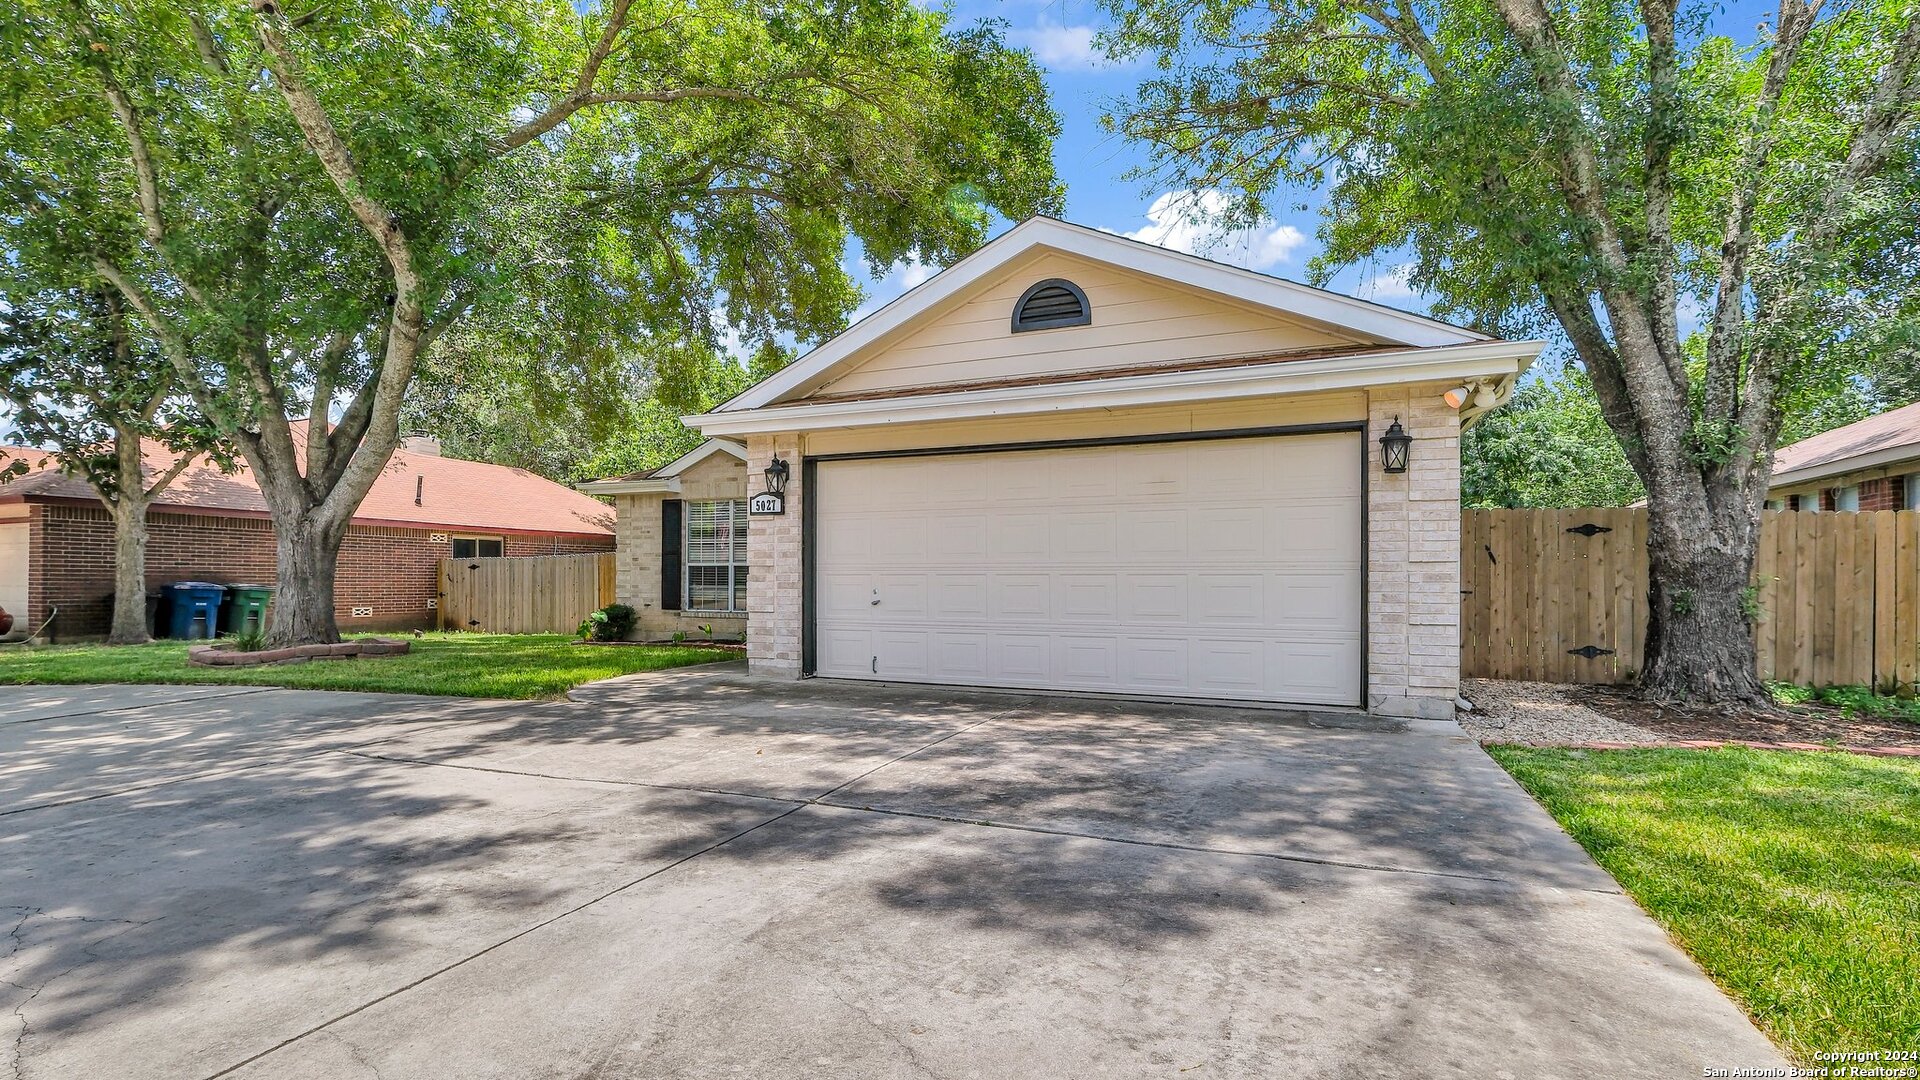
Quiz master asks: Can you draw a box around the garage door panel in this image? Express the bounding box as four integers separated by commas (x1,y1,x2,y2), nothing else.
877,631,930,679
813,433,1363,706
871,517,928,563
989,576,1049,620
1195,574,1263,623
931,632,990,680
1056,575,1119,620
818,629,874,675
930,575,989,618
993,635,1051,680
1122,575,1187,621
1054,636,1120,682
989,515,1050,562
1052,512,1118,559
1273,574,1364,631
927,516,988,560
818,572,876,617
1190,639,1265,694
1119,511,1188,560
1121,637,1189,689
1266,639,1363,704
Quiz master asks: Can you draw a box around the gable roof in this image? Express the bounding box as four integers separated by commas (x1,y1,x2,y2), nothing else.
576,438,745,496
0,431,613,537
712,217,1492,415
1771,401,1920,486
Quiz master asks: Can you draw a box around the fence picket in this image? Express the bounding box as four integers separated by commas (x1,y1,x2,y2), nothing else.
1460,508,1917,688
437,553,616,636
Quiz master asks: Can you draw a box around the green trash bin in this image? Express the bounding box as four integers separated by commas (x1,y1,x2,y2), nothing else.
219,584,274,636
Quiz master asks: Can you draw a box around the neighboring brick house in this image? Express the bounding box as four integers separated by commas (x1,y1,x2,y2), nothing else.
659,217,1540,717
0,432,613,640
578,439,749,641
1767,401,1920,513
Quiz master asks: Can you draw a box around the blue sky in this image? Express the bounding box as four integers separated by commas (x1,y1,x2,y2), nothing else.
849,0,1785,355
847,0,1441,322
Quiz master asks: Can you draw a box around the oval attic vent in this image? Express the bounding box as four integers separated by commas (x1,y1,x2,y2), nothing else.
1011,278,1090,332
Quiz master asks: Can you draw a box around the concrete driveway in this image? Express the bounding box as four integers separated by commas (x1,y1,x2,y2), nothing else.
1,667,1784,1078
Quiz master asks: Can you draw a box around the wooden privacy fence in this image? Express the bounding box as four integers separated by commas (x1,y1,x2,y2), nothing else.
1461,508,1920,688
438,552,616,635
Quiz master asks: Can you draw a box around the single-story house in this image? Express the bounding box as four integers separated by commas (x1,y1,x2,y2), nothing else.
1766,400,1920,512
578,438,750,640
0,430,614,640
655,217,1541,717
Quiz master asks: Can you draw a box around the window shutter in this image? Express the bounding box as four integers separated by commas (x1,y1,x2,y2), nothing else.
661,499,683,611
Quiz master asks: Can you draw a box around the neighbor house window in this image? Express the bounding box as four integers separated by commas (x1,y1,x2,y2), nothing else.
684,500,748,612
1836,485,1860,512
451,535,503,558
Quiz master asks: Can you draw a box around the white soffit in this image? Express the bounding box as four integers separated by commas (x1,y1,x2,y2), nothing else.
688,339,1544,438
715,217,1491,414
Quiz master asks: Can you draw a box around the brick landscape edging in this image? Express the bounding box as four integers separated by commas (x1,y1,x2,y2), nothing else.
188,638,411,667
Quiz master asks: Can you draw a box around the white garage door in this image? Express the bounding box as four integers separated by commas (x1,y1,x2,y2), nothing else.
0,523,27,624
812,432,1364,705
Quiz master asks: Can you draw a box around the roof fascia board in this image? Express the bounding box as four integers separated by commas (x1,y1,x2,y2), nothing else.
688,339,1543,438
721,218,1487,413
1772,444,1920,488
577,478,682,496
651,438,745,478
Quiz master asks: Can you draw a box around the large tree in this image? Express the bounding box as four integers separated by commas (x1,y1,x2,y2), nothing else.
1102,0,1920,701
4,0,1061,646
0,285,228,643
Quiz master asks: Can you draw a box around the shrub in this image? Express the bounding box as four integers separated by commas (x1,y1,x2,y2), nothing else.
579,603,638,642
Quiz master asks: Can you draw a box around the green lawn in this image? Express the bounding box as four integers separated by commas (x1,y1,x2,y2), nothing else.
0,633,737,699
1490,746,1920,1063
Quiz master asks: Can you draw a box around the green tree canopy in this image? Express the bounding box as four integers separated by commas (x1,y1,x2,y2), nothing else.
3,0,1062,644
1101,0,1920,701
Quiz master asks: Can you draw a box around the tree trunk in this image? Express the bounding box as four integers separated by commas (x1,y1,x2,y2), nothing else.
106,498,153,645
1639,494,1769,702
265,511,348,647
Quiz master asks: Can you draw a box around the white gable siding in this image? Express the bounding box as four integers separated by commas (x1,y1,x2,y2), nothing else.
810,251,1373,399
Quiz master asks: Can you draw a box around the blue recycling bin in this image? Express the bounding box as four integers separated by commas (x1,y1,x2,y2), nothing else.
164,582,227,639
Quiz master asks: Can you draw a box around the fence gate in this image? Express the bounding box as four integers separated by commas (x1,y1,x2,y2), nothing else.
438,552,616,635
1461,508,1920,687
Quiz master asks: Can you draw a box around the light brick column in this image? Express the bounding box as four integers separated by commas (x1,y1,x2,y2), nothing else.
1367,384,1461,719
745,433,804,677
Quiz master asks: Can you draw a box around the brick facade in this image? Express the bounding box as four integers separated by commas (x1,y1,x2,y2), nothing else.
746,434,804,677
1858,475,1906,511
21,500,610,641
1366,383,1463,720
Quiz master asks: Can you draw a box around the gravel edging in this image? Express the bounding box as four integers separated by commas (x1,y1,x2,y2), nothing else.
1458,679,1661,746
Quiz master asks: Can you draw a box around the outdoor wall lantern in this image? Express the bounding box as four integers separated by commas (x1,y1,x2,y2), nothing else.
1379,417,1413,475
764,456,790,495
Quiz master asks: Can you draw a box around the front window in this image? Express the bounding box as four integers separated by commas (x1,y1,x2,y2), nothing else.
451,535,503,558
685,500,748,612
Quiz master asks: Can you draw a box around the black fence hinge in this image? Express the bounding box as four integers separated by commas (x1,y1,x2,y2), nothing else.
1567,644,1616,659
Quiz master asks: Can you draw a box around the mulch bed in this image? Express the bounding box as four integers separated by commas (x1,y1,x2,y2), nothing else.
1571,684,1920,755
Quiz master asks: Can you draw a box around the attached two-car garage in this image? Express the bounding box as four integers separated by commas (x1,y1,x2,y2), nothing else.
810,430,1365,706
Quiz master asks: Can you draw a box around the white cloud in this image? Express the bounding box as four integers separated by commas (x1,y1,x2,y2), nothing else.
1015,23,1102,71
1117,190,1309,272
1358,262,1420,302
849,255,941,324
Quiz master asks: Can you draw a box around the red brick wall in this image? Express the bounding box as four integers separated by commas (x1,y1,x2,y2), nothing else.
25,501,611,640
1858,476,1907,511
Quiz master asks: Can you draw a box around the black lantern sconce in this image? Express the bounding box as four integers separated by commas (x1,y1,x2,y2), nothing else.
1379,417,1413,474
763,456,790,495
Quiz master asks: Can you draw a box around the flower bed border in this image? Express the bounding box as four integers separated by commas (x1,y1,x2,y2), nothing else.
188,638,411,668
